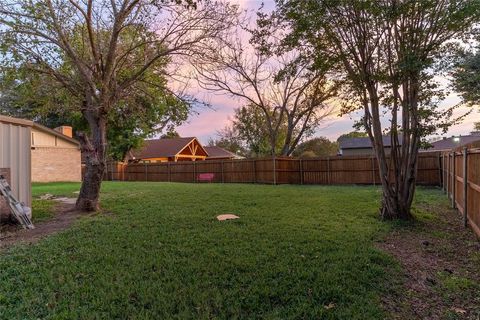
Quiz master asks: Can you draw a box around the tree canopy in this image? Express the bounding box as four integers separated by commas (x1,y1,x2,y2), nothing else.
0,0,237,210
293,137,338,158
272,0,480,219
194,15,336,156
452,44,480,107
0,59,190,161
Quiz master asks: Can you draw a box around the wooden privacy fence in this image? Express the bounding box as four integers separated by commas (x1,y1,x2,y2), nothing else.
103,152,441,186
441,143,480,238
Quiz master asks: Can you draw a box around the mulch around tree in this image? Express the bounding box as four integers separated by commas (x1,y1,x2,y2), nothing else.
0,202,90,250
379,200,480,319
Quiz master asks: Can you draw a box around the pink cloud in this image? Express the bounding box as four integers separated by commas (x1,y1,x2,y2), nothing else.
179,91,480,144
174,0,480,143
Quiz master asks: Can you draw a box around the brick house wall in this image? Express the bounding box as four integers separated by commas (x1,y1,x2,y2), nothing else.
31,147,81,182
0,168,11,222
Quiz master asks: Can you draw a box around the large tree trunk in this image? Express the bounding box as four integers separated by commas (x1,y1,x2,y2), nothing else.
376,141,417,221
76,113,107,211
367,87,416,221
380,187,414,220
379,79,421,220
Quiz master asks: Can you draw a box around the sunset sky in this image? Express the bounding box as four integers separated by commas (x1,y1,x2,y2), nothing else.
176,0,480,144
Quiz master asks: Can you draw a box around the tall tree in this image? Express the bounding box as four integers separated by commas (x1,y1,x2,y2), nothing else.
0,0,236,210
452,44,480,107
207,126,248,157
452,43,480,136
232,104,287,157
194,20,336,156
0,61,191,162
293,137,338,157
274,0,480,219
211,104,291,157
160,131,181,139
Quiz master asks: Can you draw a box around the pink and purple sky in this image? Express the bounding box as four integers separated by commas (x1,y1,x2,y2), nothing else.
176,0,480,144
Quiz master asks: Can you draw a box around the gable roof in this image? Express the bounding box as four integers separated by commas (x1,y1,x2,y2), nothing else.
339,135,402,150
204,146,239,159
32,123,80,146
131,137,209,159
422,134,480,152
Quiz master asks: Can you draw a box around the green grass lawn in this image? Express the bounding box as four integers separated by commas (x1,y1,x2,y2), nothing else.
0,182,442,319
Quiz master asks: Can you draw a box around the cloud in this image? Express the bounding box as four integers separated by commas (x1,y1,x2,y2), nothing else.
171,0,480,143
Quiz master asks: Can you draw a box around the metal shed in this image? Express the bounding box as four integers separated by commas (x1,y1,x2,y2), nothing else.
0,115,33,221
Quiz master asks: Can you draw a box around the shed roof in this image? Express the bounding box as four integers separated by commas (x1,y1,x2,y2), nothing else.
339,135,402,150
204,146,239,159
131,137,209,159
0,115,33,127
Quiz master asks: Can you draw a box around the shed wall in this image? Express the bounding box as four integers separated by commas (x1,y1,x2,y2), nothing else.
0,168,11,221
0,122,32,208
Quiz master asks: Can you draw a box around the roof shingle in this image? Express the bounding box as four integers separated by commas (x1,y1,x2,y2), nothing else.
204,146,238,159
131,137,202,159
339,135,402,149
422,134,480,151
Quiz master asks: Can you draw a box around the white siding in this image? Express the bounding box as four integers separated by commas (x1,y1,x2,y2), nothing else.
0,121,32,207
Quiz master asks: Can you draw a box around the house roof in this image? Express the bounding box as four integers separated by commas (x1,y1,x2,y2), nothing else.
0,115,79,146
339,135,402,150
131,137,208,159
32,123,80,146
204,146,239,159
422,134,480,152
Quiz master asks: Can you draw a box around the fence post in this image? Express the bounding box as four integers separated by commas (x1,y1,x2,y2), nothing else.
221,161,225,183
438,153,442,188
372,157,376,186
447,154,450,197
300,159,304,185
168,162,171,182
144,162,148,182
463,148,468,227
252,160,256,183
327,157,331,185
442,154,445,193
193,161,196,183
273,156,277,185
452,152,456,208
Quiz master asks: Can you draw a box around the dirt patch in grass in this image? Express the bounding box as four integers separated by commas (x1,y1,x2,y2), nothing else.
379,199,480,319
0,202,90,249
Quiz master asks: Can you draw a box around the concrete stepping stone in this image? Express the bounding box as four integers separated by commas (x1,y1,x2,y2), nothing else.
216,214,239,221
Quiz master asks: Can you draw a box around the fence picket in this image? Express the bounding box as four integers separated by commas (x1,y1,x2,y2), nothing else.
452,152,456,209
441,143,480,238
100,153,441,186
463,148,468,227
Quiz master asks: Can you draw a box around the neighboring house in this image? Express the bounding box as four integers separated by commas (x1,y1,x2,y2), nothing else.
338,135,402,156
204,146,241,160
421,133,480,152
127,137,209,162
31,124,81,182
0,115,32,222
